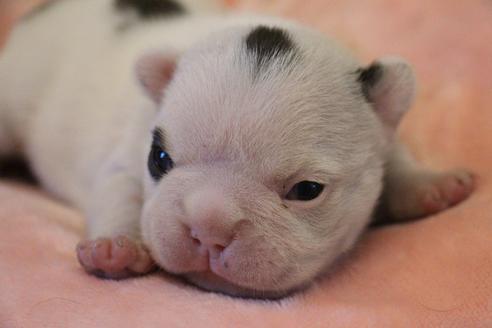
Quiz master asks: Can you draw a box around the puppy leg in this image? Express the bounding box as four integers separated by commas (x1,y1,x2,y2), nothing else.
76,156,155,279
379,143,474,222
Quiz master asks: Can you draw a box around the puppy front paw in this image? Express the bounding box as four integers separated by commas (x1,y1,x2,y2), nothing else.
76,235,156,279
384,169,475,221
419,169,474,214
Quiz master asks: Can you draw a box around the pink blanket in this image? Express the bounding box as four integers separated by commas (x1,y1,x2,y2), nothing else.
1,0,492,326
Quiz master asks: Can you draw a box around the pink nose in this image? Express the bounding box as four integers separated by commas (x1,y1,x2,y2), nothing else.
183,187,238,259
190,226,231,259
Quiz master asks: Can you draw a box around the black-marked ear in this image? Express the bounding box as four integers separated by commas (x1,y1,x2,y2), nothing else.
135,52,177,104
358,57,416,130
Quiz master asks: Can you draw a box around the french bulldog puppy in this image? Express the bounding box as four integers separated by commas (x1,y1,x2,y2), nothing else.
0,0,473,298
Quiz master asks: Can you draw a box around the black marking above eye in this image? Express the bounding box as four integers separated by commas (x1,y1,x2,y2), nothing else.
115,0,185,19
152,128,164,146
245,25,297,73
285,181,324,201
148,128,174,180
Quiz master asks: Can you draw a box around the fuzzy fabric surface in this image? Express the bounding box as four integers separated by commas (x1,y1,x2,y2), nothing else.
1,0,492,327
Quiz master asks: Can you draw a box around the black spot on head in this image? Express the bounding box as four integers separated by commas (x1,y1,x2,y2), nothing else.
357,63,383,101
115,0,185,19
245,26,297,73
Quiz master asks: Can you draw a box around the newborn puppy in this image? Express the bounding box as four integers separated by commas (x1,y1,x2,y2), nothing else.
0,0,473,298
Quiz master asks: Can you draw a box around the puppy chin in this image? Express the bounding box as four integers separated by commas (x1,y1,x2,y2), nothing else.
183,271,304,299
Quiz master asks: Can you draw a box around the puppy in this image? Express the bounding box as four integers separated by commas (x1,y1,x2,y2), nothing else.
0,0,473,298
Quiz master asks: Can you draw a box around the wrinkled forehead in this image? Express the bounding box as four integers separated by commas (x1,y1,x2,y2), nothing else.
157,25,381,175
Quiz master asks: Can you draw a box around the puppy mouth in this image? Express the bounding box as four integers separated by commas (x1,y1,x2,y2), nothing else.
147,230,302,298
174,254,303,299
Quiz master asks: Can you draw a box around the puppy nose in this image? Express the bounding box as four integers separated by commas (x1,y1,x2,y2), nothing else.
183,187,238,259
189,226,231,259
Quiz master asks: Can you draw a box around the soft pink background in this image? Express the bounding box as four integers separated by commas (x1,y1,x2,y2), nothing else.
1,0,491,327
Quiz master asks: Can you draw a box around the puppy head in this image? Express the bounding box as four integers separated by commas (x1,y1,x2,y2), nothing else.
136,24,415,298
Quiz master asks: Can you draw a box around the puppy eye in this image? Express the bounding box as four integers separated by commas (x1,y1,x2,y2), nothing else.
285,181,324,201
148,145,174,180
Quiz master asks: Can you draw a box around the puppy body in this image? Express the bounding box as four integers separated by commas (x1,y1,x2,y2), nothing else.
0,0,473,298
1,0,230,203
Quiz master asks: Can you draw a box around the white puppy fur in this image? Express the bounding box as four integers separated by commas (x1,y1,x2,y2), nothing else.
0,0,473,298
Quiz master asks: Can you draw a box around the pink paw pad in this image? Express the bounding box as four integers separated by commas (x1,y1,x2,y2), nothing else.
421,170,474,214
76,235,155,279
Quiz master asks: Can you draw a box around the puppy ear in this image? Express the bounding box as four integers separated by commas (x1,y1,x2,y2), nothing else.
358,57,416,130
135,52,177,104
